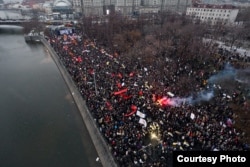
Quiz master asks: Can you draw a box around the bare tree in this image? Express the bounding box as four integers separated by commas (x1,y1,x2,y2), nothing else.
21,9,44,34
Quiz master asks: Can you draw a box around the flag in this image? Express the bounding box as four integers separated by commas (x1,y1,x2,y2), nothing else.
131,105,137,112
114,88,128,95
76,56,82,62
82,50,90,53
124,105,137,117
167,92,174,97
139,118,147,127
190,113,195,120
136,110,146,118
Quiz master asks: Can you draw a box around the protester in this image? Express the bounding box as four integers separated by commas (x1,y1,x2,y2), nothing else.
47,26,250,167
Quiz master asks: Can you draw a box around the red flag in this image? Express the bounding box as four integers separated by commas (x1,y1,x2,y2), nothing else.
124,105,137,117
131,105,137,112
114,88,128,95
77,56,82,62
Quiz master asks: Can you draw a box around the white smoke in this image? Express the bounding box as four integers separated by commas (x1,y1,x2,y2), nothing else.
169,89,214,106
208,63,236,84
166,63,248,107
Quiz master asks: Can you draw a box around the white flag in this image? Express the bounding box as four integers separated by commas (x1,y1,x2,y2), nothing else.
190,113,195,120
139,118,147,127
82,50,90,53
136,111,146,118
167,92,174,97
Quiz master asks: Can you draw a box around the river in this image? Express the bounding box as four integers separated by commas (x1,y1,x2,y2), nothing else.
0,25,102,167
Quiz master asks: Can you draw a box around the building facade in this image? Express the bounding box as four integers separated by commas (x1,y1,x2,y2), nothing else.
71,0,192,16
142,0,160,6
186,4,239,25
115,0,141,15
162,0,192,13
72,0,81,13
0,0,4,9
52,0,73,14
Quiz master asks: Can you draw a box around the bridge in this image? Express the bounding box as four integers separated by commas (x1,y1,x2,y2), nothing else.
0,19,29,25
0,9,76,25
0,8,22,13
0,19,76,26
0,8,30,23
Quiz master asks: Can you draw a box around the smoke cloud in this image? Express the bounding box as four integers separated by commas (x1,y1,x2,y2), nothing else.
208,63,236,84
161,63,249,107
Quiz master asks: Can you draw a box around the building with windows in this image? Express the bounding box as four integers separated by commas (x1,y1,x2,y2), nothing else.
162,0,192,13
139,0,192,14
42,1,53,14
72,0,81,14
71,0,115,16
52,0,73,18
83,0,103,16
115,0,141,15
141,0,160,6
71,0,141,16
186,3,239,25
71,0,192,16
0,0,4,9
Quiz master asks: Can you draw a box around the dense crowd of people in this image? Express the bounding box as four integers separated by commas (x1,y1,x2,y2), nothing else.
46,26,250,167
